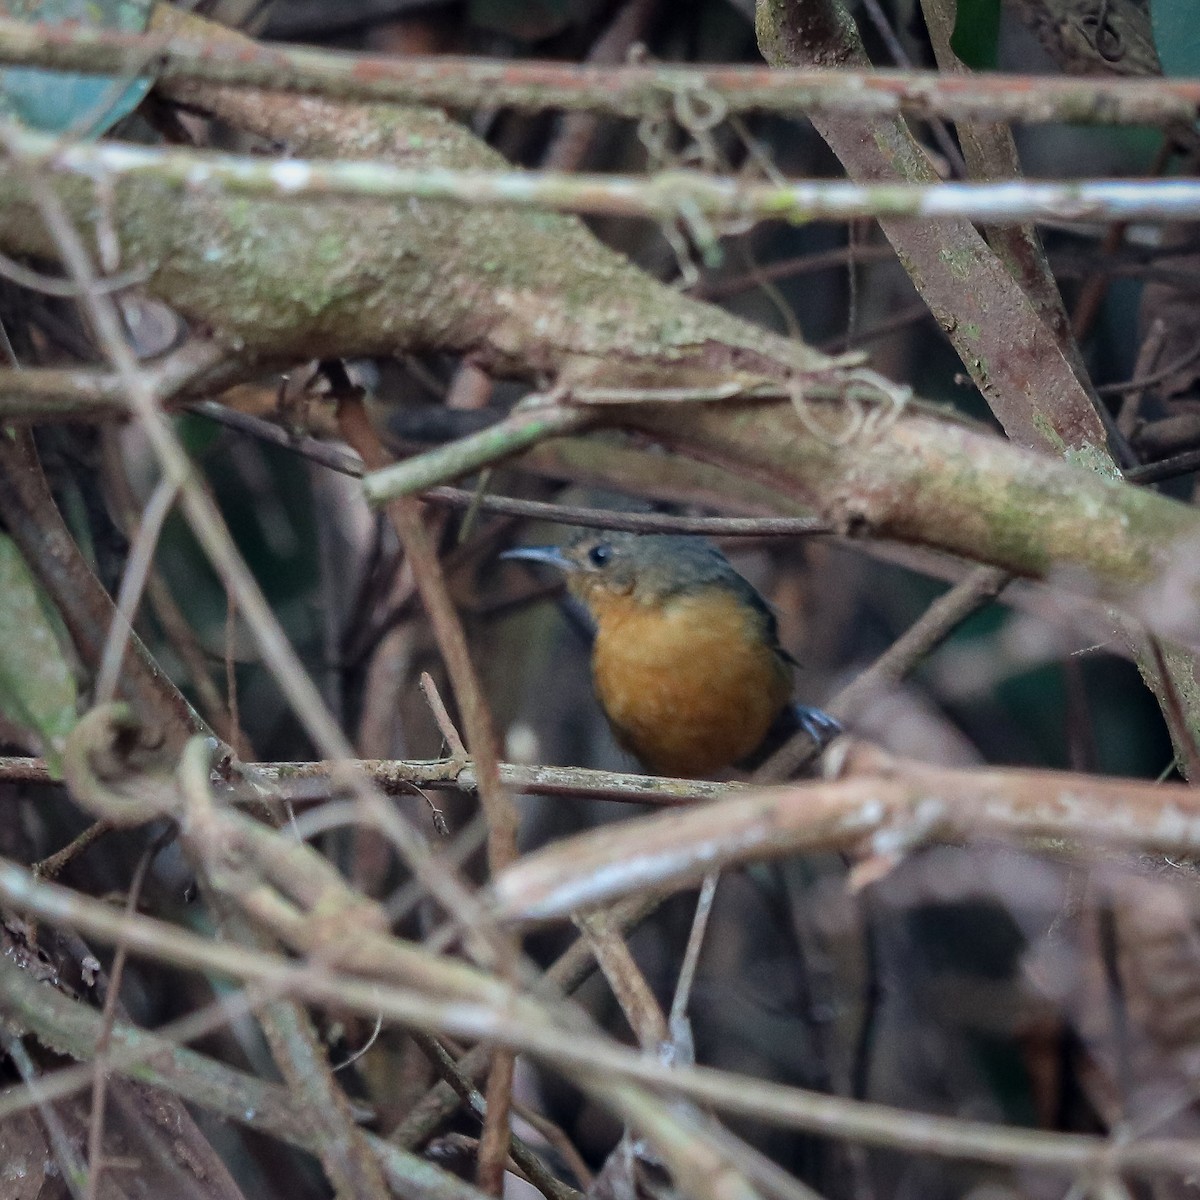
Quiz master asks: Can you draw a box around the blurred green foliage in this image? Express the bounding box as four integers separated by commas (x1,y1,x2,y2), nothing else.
0,0,153,136
1151,0,1200,77
0,533,77,773
950,0,1002,68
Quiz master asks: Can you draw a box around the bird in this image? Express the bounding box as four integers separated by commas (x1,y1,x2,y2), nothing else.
502,531,840,778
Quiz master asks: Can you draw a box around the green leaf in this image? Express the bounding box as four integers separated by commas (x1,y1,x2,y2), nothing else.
950,0,1002,69
0,0,154,137
0,533,78,773
1151,0,1200,77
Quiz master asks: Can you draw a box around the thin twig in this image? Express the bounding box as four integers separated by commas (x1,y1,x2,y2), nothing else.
0,753,738,806
84,838,160,1200
1127,449,1200,485
667,872,719,1055
1115,317,1169,440
575,909,669,1049
0,248,146,297
1098,334,1200,397
819,299,934,354
1,18,1199,126
829,566,1012,720
189,398,834,535
391,894,665,1150
692,243,897,301
420,672,469,762
7,122,1200,226
754,565,1011,781
32,821,112,881
7,856,1200,1181
704,1123,830,1200
338,392,521,1195
94,475,179,705
2,1033,88,1199
0,428,206,744
511,1102,596,1190
98,430,236,742
858,0,968,178
361,401,591,504
542,0,660,173
412,1034,584,1200
224,596,241,759
1148,636,1200,780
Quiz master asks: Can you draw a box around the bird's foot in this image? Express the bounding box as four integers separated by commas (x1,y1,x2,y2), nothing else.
792,704,843,746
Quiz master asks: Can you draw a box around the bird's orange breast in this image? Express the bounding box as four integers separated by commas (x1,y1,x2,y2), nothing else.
588,585,792,778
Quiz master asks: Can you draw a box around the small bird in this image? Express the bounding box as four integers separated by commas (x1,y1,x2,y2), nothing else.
503,531,840,778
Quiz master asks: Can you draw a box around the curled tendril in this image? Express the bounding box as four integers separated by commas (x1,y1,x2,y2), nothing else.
788,378,866,447
671,83,729,136
637,83,732,280
674,197,722,270
62,703,178,827
845,369,912,439
787,371,912,447
636,108,675,168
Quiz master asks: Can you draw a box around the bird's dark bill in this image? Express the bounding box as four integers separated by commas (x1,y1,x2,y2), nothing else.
500,546,576,572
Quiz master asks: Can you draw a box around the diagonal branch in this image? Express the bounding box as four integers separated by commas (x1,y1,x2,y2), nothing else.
755,0,1111,456
0,428,207,748
338,392,521,1196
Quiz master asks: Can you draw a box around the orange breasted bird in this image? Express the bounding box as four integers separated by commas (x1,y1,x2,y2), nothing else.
502,532,840,778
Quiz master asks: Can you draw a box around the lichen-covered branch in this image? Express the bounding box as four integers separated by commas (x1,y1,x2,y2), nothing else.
617,396,1200,648
0,147,839,385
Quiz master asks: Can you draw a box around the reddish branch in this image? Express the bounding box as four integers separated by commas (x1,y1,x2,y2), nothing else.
0,13,1193,126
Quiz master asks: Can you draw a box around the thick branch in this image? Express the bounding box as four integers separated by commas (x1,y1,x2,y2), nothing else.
0,146,835,386
491,741,1200,921
618,382,1200,754
919,0,1091,391
620,396,1200,643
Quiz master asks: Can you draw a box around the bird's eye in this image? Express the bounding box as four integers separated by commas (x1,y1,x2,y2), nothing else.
587,543,613,567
